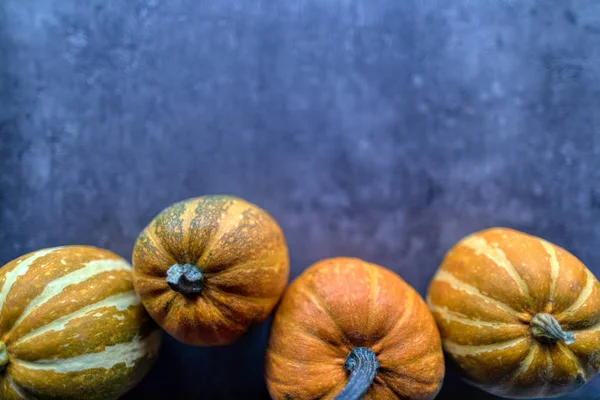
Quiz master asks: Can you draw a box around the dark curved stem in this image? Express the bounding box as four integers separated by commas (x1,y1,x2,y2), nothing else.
530,313,575,345
166,264,204,296
334,347,379,400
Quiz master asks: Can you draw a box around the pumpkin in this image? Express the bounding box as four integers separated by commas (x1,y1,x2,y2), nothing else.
0,245,161,400
427,227,600,398
132,195,290,346
265,257,445,400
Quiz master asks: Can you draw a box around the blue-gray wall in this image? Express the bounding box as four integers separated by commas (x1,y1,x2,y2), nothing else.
1,1,599,399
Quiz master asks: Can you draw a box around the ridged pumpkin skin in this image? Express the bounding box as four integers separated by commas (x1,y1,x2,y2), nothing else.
132,195,290,346
265,257,445,400
427,227,600,398
0,246,161,400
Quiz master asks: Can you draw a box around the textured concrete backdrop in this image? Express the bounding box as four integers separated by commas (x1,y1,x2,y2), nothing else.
1,0,600,399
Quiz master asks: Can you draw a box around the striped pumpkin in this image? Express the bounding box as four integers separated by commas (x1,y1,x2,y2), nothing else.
132,195,289,346
427,227,600,398
0,246,161,400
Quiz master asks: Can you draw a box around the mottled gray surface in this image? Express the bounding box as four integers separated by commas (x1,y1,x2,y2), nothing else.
1,0,600,399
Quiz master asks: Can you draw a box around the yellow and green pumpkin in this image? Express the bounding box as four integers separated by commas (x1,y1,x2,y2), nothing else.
0,245,161,400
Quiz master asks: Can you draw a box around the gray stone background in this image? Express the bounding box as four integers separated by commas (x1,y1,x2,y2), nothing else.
1,0,599,399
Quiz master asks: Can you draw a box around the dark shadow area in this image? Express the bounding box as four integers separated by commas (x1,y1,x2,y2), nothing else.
124,317,273,399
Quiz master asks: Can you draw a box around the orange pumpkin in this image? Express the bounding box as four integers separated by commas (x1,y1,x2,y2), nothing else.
265,257,444,400
427,227,600,398
0,245,160,400
132,195,290,346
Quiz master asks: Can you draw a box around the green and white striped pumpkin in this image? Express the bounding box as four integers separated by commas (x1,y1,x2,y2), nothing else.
0,246,161,400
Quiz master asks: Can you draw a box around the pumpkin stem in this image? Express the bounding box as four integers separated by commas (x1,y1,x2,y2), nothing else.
0,341,8,371
166,264,204,296
334,347,379,400
530,313,575,345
